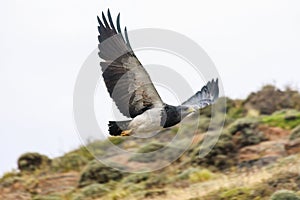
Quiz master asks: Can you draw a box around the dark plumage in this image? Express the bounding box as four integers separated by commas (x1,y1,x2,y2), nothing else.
98,10,220,136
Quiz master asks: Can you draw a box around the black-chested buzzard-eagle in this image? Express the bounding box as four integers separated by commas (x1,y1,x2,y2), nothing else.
97,10,219,136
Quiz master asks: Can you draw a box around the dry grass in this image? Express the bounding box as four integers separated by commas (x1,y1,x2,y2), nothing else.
98,154,300,200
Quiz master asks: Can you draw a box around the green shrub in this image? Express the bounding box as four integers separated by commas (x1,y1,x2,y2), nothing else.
197,116,211,132
137,142,164,153
188,168,214,183
108,136,126,145
145,173,168,189
67,146,94,161
80,183,109,198
177,168,199,180
78,160,123,187
262,109,300,130
129,142,165,163
32,194,63,200
0,171,21,187
51,153,88,172
129,143,183,163
18,152,51,172
270,190,300,200
70,193,85,200
122,173,149,184
219,187,252,200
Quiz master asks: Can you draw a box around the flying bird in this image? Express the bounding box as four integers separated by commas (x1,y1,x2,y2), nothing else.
97,10,219,136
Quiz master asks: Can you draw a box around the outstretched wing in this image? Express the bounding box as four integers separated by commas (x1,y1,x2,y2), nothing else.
98,10,164,118
182,78,219,108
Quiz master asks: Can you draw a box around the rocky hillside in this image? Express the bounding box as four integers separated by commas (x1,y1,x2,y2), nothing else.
1,85,300,200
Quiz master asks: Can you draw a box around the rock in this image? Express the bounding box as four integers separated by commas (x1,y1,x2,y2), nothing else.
238,140,287,167
243,85,300,115
290,125,300,140
144,189,166,198
285,138,300,155
258,125,290,141
17,153,51,172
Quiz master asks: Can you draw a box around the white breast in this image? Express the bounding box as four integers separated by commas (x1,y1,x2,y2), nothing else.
128,107,164,137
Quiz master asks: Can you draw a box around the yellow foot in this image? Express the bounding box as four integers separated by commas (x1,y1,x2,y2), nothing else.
121,129,132,136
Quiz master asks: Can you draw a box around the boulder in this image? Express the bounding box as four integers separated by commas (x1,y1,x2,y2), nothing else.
18,152,51,172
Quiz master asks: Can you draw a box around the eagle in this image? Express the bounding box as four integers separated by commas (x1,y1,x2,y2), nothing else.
97,10,219,136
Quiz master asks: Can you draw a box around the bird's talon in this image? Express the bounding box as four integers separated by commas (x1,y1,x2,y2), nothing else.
121,130,132,136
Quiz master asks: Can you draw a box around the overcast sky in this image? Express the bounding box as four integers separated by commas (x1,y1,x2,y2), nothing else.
1,0,300,175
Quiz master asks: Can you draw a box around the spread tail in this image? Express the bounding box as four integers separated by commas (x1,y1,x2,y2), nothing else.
108,120,131,136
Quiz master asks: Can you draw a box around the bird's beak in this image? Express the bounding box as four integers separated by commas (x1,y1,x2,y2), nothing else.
188,107,196,113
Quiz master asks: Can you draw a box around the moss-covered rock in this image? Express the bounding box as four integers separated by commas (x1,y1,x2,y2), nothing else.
228,118,266,148
227,118,259,134
80,183,109,198
78,160,123,187
191,132,238,170
18,152,51,172
270,190,300,200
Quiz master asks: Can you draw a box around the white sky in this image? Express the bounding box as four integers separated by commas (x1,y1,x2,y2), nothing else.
1,0,300,174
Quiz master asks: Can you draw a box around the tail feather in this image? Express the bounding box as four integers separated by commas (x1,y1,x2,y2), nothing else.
182,78,219,108
108,120,131,136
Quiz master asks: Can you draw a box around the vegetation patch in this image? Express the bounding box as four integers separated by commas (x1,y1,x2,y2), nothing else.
51,153,88,172
80,183,109,198
122,172,149,184
188,168,215,183
78,160,123,187
32,194,63,200
262,109,300,130
270,189,300,200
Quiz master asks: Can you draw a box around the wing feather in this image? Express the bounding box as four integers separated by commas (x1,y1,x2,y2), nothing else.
98,10,163,118
182,78,219,108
